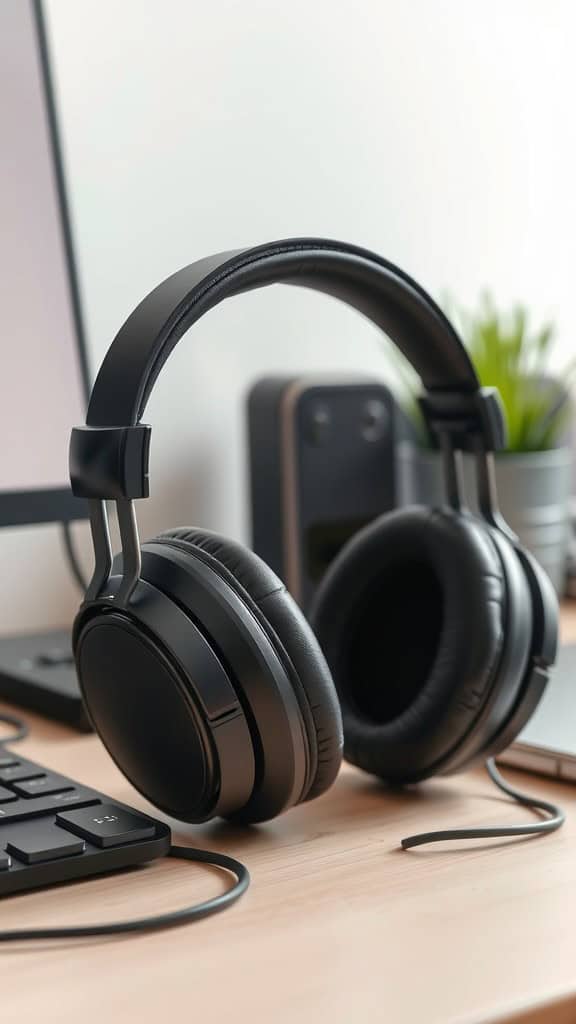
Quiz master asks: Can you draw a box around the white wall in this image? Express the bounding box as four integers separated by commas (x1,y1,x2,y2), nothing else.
2,0,576,632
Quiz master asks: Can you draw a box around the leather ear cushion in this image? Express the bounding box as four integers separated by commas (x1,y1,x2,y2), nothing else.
310,507,508,782
156,528,343,801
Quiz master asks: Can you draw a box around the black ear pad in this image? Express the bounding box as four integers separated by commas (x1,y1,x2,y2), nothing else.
156,528,343,802
311,506,526,783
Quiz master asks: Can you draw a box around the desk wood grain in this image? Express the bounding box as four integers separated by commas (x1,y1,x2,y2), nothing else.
0,607,576,1024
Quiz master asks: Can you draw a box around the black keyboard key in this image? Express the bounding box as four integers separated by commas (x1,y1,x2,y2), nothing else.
0,757,18,769
0,786,18,804
57,804,157,848
7,829,85,865
0,793,100,824
0,852,10,871
46,790,97,809
13,775,74,798
0,765,44,783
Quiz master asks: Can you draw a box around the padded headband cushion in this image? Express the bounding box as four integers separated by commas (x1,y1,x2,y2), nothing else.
310,507,507,782
157,528,343,802
84,238,478,429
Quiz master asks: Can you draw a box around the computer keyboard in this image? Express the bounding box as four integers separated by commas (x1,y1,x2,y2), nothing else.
0,748,170,896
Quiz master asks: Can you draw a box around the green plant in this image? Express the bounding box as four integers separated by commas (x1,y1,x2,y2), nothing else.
395,295,574,452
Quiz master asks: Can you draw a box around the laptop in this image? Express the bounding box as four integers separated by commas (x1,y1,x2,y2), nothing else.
498,643,576,782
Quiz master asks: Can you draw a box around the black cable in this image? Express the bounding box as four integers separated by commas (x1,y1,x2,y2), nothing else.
401,757,565,849
61,520,89,594
0,846,249,941
0,717,249,939
0,713,29,745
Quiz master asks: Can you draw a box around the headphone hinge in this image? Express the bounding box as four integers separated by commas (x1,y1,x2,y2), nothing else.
419,387,507,453
70,424,151,500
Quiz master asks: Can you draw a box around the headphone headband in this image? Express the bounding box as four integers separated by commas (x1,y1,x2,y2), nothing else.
71,237,506,500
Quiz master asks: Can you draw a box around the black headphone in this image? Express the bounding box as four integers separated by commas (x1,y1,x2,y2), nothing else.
69,237,558,825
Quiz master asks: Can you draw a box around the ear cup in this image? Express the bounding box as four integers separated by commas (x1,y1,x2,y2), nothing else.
157,528,343,802
311,506,528,783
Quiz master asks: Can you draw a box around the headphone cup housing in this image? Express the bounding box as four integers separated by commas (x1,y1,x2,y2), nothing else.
75,529,343,824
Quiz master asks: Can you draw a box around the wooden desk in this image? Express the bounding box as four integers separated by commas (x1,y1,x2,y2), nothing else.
1,608,576,1024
